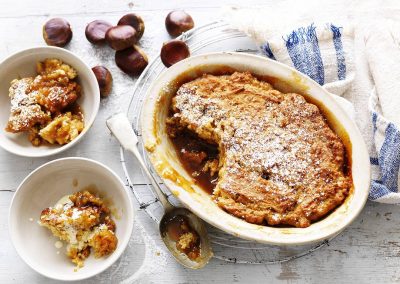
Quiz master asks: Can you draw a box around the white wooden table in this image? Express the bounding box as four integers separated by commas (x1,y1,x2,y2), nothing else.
1,0,400,283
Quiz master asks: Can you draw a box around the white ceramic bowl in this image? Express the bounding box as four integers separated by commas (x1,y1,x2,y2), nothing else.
0,47,100,157
141,52,370,246
9,158,134,281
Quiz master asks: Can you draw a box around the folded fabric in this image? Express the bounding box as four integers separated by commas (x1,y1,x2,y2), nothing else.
366,21,400,203
223,6,355,95
224,6,400,203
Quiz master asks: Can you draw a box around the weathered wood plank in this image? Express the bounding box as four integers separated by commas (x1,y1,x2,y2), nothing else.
0,0,275,18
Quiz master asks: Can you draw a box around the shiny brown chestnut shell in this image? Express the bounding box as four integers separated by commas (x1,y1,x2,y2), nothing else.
43,18,73,47
115,45,148,75
85,20,113,44
160,40,190,67
105,25,137,51
92,66,113,97
165,10,194,37
118,13,145,41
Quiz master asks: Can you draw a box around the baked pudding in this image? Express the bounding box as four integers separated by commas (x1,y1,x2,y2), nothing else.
5,58,84,146
165,215,201,261
39,191,118,269
166,72,352,228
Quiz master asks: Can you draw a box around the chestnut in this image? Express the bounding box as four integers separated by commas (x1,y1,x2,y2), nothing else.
85,20,113,44
92,66,113,97
105,25,137,51
160,40,190,67
165,10,194,37
43,18,72,47
115,45,148,75
117,13,145,41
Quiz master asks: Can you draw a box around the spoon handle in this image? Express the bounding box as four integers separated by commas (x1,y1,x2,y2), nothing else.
106,113,174,212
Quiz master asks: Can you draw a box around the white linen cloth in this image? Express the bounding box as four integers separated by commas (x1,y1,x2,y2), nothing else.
223,1,400,203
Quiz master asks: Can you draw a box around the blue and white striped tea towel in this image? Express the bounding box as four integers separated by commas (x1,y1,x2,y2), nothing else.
225,7,400,203
366,21,400,203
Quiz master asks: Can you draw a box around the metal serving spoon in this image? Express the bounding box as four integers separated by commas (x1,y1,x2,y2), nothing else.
106,113,213,269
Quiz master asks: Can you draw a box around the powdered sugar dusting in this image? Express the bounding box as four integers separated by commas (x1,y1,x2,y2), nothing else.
6,78,48,131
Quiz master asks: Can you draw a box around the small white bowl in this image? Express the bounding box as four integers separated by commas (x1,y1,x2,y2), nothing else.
0,47,100,157
141,52,371,245
9,158,134,281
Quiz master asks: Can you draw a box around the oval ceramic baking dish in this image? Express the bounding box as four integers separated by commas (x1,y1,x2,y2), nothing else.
141,52,370,245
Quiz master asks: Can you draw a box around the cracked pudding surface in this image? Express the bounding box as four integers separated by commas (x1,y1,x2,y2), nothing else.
166,71,352,228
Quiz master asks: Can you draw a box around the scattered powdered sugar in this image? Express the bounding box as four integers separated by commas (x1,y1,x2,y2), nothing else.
6,78,44,131
9,78,35,109
71,207,83,220
63,201,73,211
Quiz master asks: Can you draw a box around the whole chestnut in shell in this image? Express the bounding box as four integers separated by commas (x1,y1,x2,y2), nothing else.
43,18,72,47
160,40,190,67
118,13,145,41
85,20,113,44
165,10,194,37
105,25,137,51
92,66,113,97
115,45,148,75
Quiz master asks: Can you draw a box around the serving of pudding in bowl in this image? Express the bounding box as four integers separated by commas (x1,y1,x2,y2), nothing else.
6,58,84,146
0,46,100,157
9,157,134,281
39,190,119,269
141,52,370,245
